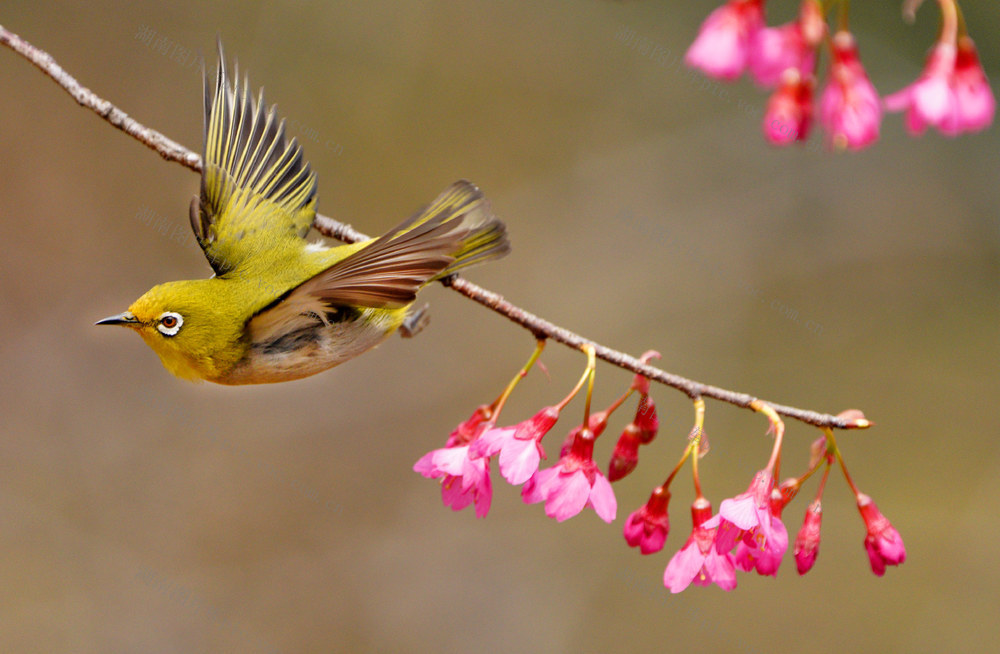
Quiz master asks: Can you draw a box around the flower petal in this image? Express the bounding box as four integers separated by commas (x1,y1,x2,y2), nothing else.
499,437,541,485
544,470,590,521
588,474,618,523
664,541,703,594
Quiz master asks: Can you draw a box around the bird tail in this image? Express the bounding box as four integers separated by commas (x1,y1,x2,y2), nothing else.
385,179,511,281
289,180,510,310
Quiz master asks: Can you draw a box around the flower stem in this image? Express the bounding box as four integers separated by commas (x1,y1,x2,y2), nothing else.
814,458,832,500
751,400,786,476
837,0,850,32
581,345,597,427
554,345,594,413
493,339,546,417
936,0,958,44
826,427,862,498
690,397,706,499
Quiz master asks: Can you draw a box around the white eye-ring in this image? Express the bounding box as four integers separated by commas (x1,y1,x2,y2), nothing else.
156,311,184,337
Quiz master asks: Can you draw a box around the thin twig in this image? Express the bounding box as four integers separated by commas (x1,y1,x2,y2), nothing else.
1,24,865,430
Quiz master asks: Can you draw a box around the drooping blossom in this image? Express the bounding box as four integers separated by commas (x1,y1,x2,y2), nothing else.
705,470,777,550
685,0,765,81
884,41,959,135
522,427,617,523
794,499,823,574
664,498,737,593
414,405,496,517
634,395,659,444
820,31,881,150
471,406,560,485
951,36,995,133
608,423,641,482
704,469,788,575
749,0,823,88
413,443,492,518
764,69,814,145
734,512,788,576
857,494,906,576
623,486,670,554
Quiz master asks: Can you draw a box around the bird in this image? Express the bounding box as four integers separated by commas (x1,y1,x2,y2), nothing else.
97,43,510,384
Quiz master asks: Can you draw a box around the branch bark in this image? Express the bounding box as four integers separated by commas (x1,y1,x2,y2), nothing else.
1,24,865,430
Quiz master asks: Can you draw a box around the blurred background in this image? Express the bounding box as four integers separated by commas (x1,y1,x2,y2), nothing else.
1,1,997,652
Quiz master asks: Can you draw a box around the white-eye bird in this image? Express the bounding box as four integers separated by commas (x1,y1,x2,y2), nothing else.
97,44,510,384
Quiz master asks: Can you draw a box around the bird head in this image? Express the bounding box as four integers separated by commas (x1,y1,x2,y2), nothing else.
97,279,243,381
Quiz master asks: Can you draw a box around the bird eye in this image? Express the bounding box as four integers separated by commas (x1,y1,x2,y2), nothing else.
157,312,184,336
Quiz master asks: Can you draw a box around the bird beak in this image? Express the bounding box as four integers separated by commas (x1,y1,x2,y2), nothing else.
95,311,139,327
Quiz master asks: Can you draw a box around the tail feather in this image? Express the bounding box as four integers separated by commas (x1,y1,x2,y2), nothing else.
279,180,511,310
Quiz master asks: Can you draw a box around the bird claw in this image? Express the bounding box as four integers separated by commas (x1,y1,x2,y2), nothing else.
400,303,431,338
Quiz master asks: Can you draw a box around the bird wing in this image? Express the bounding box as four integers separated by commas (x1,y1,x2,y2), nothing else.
189,42,317,276
247,181,506,343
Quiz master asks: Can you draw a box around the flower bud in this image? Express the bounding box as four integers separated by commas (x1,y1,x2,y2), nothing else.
794,499,823,574
857,494,906,576
764,69,814,145
623,486,671,554
634,395,659,444
608,423,641,482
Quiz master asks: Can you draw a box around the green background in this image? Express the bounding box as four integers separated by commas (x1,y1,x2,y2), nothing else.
1,1,998,652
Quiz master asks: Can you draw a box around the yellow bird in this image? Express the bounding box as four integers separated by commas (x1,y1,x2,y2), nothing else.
97,45,510,384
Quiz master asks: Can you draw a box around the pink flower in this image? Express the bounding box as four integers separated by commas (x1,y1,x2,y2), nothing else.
664,499,737,593
734,513,788,576
608,423,641,482
952,36,995,133
623,486,670,554
704,469,777,553
857,494,906,576
685,0,765,81
414,443,492,518
471,406,560,485
764,69,814,145
794,499,823,575
884,41,959,135
820,31,881,150
522,428,616,523
750,21,816,88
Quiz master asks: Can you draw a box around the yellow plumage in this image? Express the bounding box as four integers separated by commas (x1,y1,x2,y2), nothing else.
98,42,510,384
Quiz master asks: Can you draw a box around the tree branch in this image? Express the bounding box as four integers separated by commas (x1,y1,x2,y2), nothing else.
1,24,865,431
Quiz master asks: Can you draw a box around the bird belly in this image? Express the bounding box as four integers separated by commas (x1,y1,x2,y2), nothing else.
214,309,400,385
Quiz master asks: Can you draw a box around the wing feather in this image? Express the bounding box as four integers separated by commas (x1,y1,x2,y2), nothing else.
192,41,317,275
247,181,510,343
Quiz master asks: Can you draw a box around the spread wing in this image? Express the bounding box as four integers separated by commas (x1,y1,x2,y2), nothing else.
189,41,317,275
247,181,509,344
